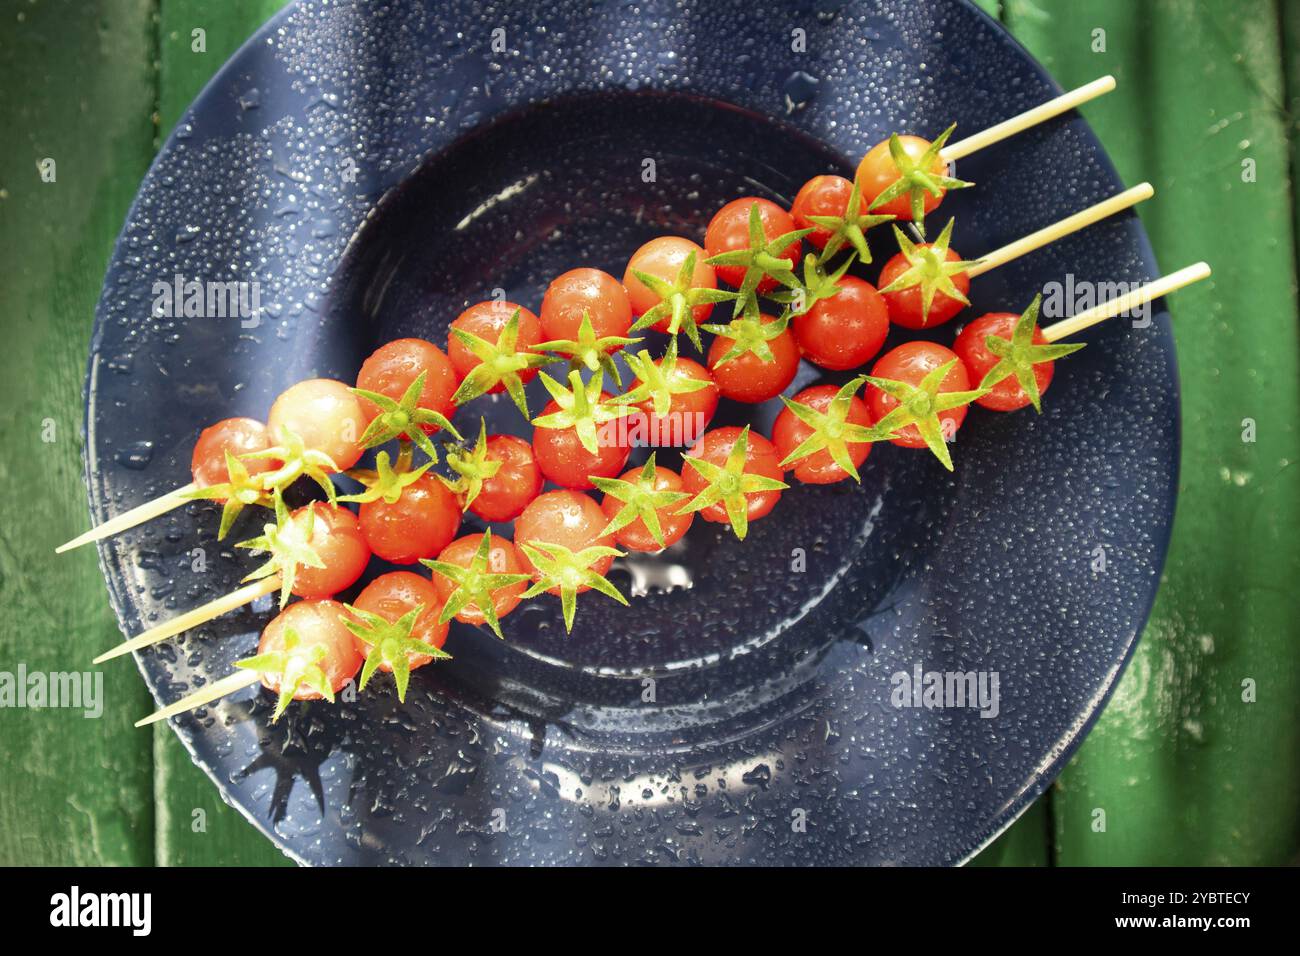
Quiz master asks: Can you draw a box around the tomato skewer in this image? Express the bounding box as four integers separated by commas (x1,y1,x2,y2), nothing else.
54,416,275,554
879,184,1153,329
855,75,1116,233
134,599,363,727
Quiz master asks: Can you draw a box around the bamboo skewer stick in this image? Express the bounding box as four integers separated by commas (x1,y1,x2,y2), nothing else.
93,575,282,664
940,75,1117,163
966,183,1153,279
55,483,197,554
135,670,261,727
1040,263,1212,342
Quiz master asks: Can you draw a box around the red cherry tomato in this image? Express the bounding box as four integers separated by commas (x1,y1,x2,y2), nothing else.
598,464,694,552
704,197,801,291
288,503,371,598
256,600,362,698
540,268,633,343
447,300,544,392
772,384,874,484
681,426,785,526
266,379,367,471
877,246,971,329
792,275,890,370
350,571,449,670
856,135,950,221
865,341,972,448
623,236,718,329
191,417,274,489
514,490,616,594
953,311,1056,412
628,355,719,447
789,175,859,250
471,434,544,522
355,338,458,427
358,474,461,565
707,314,800,404
531,396,632,490
429,533,529,628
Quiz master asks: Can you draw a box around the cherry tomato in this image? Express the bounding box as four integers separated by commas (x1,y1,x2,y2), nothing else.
704,197,801,291
681,426,785,526
266,379,367,471
707,314,800,404
540,268,633,343
191,417,274,488
350,571,449,670
628,355,719,447
953,311,1056,412
355,338,458,427
358,474,461,565
792,275,890,370
865,341,972,448
256,600,363,698
789,175,859,250
514,490,616,594
623,236,718,329
471,433,544,522
772,384,874,484
429,533,529,628
447,300,544,392
288,503,372,598
856,135,950,221
532,396,632,490
598,464,693,552
877,246,971,329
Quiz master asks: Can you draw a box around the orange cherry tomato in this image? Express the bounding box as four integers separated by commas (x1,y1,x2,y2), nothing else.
704,197,801,292
191,417,274,489
288,503,372,599
952,311,1057,412
256,599,363,698
772,384,874,484
707,314,800,404
623,236,718,329
681,426,785,527
856,135,949,221
864,341,972,448
357,474,461,565
540,268,633,343
792,275,890,370
447,300,544,391
428,533,529,628
266,378,367,471
349,571,449,671
598,464,693,552
514,490,615,595
355,338,458,426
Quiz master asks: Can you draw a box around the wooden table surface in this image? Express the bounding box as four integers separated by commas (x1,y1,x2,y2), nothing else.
2,0,1296,866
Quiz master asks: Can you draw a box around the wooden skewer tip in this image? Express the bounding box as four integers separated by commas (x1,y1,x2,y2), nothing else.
93,574,281,665
135,669,261,727
56,483,197,555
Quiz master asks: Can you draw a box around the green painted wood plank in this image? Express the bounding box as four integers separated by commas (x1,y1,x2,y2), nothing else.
969,797,1051,867
151,0,294,867
1007,0,1300,865
0,0,159,865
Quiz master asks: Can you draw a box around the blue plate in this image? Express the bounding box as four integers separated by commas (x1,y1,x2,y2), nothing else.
85,0,1177,865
